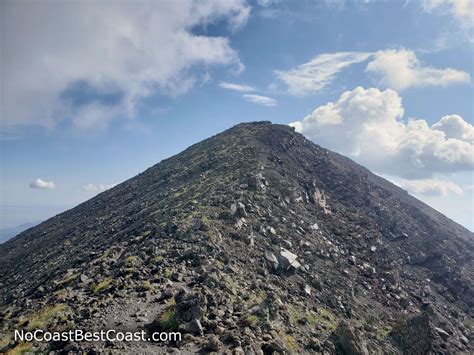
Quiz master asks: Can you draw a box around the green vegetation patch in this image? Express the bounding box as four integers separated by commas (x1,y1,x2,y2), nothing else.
375,325,392,340
159,298,179,331
91,278,112,294
125,255,139,267
315,307,338,330
57,273,79,286
244,314,259,326
152,255,164,264
142,281,153,291
6,342,34,355
245,290,266,308
22,303,69,330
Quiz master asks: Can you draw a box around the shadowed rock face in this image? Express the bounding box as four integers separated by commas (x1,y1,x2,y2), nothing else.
0,121,472,353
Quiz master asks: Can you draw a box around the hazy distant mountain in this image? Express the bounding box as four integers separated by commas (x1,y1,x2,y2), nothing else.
0,221,39,244
0,122,472,353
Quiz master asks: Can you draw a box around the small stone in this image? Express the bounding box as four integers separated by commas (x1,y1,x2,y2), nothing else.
434,327,450,340
309,338,321,351
237,203,247,218
230,203,238,216
264,250,279,269
423,285,431,296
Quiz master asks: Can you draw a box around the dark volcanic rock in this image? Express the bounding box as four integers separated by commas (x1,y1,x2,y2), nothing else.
0,121,472,353
332,321,368,355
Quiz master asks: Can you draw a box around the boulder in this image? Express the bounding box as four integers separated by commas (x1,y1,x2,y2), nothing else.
331,321,369,355
175,289,206,322
390,312,433,354
278,248,301,271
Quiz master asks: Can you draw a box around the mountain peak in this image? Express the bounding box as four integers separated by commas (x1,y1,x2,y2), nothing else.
1,122,472,353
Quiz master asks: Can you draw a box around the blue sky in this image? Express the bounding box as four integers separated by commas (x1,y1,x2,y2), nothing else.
1,0,473,230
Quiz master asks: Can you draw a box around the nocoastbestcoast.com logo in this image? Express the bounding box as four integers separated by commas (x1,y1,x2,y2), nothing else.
14,329,181,343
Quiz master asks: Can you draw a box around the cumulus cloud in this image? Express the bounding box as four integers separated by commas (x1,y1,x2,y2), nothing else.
274,52,372,95
242,94,277,106
432,114,474,143
219,82,256,92
82,183,116,193
3,0,249,129
422,0,474,26
366,49,470,91
396,178,463,196
276,49,469,95
29,178,56,190
290,86,474,178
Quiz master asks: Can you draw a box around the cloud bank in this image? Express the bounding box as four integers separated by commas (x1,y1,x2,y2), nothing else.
290,87,474,179
396,178,463,196
3,0,249,129
276,49,470,95
366,49,470,91
29,178,56,190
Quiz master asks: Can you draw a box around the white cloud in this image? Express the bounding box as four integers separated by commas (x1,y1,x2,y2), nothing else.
257,0,280,6
276,49,469,94
219,82,256,92
242,94,277,106
274,52,372,95
290,86,474,179
29,178,56,190
83,183,116,193
366,49,470,91
219,82,276,106
3,0,249,129
422,0,474,26
432,114,474,143
397,178,463,196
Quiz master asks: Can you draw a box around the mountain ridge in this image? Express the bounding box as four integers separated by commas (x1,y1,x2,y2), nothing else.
1,121,472,353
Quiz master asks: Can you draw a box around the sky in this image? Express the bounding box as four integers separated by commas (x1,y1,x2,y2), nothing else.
1,0,473,232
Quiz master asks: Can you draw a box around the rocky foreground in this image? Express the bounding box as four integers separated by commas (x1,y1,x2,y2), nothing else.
0,122,473,354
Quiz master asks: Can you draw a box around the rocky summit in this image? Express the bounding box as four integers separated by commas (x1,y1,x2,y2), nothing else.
0,122,473,354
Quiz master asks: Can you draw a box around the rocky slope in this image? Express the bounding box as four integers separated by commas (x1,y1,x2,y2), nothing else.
0,122,472,354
